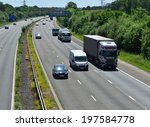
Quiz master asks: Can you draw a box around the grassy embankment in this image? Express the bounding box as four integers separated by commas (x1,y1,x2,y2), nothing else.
15,26,42,109
15,32,23,109
15,25,58,109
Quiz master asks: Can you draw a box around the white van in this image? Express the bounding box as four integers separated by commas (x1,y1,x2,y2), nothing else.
58,28,71,42
69,50,88,71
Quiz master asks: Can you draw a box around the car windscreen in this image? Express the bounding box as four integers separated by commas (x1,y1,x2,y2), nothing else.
55,66,65,71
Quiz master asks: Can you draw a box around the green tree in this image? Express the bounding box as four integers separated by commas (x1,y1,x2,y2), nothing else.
65,2,77,9
141,27,150,59
0,2,5,11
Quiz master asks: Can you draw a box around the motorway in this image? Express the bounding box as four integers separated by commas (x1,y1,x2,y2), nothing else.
0,18,41,110
33,19,150,110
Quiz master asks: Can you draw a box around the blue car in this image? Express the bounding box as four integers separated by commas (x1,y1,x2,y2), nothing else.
52,64,68,79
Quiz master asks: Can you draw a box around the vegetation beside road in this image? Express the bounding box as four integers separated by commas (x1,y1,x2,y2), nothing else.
27,25,58,110
15,24,59,110
58,0,150,73
119,51,150,73
15,32,23,109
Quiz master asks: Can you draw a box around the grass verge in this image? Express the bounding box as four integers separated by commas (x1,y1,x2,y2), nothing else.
118,51,150,73
15,33,23,109
27,27,58,110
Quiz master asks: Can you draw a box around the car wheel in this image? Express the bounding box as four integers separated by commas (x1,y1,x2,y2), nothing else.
65,75,68,79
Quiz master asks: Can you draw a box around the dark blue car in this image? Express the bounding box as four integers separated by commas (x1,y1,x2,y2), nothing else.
52,64,68,79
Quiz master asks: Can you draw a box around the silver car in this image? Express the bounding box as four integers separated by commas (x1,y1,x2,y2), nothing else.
35,33,42,39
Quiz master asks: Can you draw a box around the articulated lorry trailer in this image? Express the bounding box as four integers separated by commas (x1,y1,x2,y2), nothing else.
83,35,118,69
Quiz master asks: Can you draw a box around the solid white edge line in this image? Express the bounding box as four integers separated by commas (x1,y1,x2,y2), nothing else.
91,95,97,102
11,36,20,110
129,96,136,102
69,69,71,73
32,30,63,110
93,69,98,73
117,68,150,88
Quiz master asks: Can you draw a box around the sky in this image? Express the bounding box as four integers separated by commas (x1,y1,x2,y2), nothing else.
0,0,115,7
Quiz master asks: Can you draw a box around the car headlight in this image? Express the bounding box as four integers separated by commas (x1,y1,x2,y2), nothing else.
55,72,59,74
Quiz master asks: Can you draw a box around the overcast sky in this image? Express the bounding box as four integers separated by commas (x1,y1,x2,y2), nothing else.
0,0,115,7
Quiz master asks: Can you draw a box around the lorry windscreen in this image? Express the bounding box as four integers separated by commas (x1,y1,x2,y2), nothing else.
102,50,117,57
75,56,87,62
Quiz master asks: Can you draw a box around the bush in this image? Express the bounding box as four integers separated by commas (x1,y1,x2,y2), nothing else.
141,27,150,59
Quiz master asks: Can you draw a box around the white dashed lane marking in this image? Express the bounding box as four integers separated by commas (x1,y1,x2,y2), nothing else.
129,96,136,102
77,80,82,85
107,80,113,84
91,95,97,102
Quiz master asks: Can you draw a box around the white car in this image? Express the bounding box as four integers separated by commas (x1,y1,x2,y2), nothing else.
42,22,46,25
35,33,42,39
36,23,39,26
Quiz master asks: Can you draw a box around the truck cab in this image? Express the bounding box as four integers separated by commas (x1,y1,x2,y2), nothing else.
69,50,88,71
99,41,118,68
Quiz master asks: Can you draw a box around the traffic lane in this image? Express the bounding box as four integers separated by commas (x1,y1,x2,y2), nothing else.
0,26,20,109
118,60,150,86
48,22,145,109
72,69,143,110
50,21,149,109
100,69,150,109
65,40,148,109
0,18,39,109
33,23,142,109
33,27,107,109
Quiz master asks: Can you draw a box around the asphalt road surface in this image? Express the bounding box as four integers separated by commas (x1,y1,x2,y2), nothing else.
33,18,150,110
0,18,41,110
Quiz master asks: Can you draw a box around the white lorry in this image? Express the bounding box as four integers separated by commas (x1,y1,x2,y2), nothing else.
69,50,88,71
84,35,118,69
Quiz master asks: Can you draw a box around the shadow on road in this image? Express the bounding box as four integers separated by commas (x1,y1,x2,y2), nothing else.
88,59,118,72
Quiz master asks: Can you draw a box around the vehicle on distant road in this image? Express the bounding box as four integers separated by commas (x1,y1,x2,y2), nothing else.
4,26,9,29
36,22,39,26
50,17,53,20
42,22,46,25
58,28,71,42
84,35,118,69
52,28,59,36
35,33,42,39
13,22,16,25
69,50,88,71
52,64,68,79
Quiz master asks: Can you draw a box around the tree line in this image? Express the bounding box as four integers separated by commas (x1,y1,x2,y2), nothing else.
58,1,150,60
0,2,61,22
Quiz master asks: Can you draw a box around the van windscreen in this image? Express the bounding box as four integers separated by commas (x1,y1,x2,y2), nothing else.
75,56,87,62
